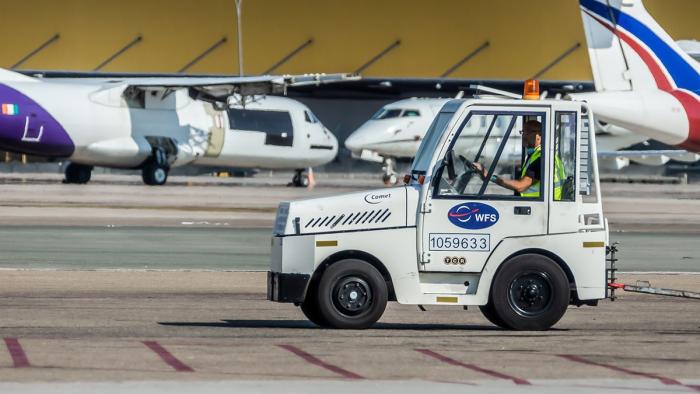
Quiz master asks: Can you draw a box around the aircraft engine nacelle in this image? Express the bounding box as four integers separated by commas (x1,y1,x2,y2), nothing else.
82,137,152,168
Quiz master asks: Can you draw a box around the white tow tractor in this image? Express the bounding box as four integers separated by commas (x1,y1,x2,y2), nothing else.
268,81,609,330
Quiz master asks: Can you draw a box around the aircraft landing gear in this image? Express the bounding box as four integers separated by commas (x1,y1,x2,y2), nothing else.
63,163,93,184
382,157,399,186
142,147,169,186
289,168,309,187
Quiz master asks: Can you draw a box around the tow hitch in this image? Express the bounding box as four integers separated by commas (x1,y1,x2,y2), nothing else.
607,242,700,300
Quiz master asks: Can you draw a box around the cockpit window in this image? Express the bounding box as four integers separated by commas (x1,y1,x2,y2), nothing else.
403,109,421,117
371,108,402,120
304,110,320,124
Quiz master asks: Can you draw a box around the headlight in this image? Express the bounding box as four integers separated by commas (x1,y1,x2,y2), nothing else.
273,202,290,235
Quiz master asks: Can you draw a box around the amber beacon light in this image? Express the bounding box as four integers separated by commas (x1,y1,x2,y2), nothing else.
523,79,540,100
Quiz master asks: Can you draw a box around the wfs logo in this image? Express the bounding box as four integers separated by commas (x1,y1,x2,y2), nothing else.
447,202,499,230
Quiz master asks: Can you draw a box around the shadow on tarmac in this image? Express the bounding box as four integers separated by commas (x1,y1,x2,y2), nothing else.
158,319,510,331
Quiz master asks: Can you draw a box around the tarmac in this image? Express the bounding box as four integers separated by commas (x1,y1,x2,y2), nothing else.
0,271,698,392
0,173,698,392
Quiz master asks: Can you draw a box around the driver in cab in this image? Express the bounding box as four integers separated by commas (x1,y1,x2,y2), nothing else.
472,120,542,198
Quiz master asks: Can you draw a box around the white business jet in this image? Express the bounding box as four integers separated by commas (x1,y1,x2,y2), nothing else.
0,69,351,185
345,95,698,184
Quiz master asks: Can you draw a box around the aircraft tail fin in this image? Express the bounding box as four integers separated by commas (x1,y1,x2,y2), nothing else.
0,68,36,82
579,0,700,94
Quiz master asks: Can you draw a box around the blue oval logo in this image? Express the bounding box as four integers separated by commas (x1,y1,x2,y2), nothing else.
447,202,499,230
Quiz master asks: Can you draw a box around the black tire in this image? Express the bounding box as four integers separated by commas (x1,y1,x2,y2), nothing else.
479,302,508,329
316,259,388,329
289,170,308,187
490,254,570,331
300,288,329,327
64,163,92,184
382,174,398,186
142,162,169,186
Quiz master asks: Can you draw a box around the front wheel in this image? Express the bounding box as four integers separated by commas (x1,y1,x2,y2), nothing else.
314,260,388,329
382,173,398,186
300,285,329,327
489,254,570,330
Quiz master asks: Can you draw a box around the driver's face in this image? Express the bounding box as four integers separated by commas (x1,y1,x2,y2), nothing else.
522,129,541,148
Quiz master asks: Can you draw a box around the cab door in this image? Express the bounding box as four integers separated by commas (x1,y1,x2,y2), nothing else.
420,107,551,273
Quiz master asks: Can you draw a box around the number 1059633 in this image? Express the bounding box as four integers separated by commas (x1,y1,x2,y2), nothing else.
428,233,490,251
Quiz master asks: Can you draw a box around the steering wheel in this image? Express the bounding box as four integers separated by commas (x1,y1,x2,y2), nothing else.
459,155,475,171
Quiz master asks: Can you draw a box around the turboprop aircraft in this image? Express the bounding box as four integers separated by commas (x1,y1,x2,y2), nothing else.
0,68,350,185
573,0,700,153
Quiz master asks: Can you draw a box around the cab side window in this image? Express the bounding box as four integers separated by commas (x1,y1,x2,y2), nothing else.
553,112,576,201
435,112,545,200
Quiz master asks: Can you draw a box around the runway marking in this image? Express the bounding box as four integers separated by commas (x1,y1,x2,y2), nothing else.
415,348,530,385
557,354,690,388
3,337,30,368
142,341,194,372
277,344,364,379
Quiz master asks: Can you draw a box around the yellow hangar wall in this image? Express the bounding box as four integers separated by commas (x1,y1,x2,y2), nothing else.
0,0,697,80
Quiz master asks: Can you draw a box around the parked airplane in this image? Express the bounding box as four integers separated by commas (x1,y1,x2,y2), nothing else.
345,95,699,184
0,69,347,185
573,0,700,153
345,98,449,184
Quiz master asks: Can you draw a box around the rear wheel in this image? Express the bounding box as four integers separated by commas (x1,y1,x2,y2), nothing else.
315,260,388,329
478,302,508,329
490,254,570,330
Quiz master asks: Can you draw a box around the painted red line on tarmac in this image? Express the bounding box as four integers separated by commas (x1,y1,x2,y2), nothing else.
416,348,530,385
558,354,683,386
142,341,194,372
4,337,30,368
277,344,364,379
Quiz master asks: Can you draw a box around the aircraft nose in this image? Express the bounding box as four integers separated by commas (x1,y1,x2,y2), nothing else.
344,124,380,154
327,128,339,153
344,132,363,153
0,83,74,157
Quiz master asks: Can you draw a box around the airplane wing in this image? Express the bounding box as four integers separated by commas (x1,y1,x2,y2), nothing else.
120,73,360,103
598,149,700,164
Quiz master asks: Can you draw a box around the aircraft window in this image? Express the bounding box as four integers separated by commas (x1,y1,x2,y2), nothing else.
228,108,294,147
403,110,421,117
371,108,402,120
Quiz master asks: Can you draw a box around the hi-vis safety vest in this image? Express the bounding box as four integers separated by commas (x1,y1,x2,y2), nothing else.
519,145,566,199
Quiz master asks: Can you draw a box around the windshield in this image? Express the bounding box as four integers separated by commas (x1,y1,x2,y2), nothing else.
371,108,402,120
410,111,454,174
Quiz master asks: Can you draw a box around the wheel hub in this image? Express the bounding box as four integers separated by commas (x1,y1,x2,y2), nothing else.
154,168,166,183
508,272,553,317
333,276,372,316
